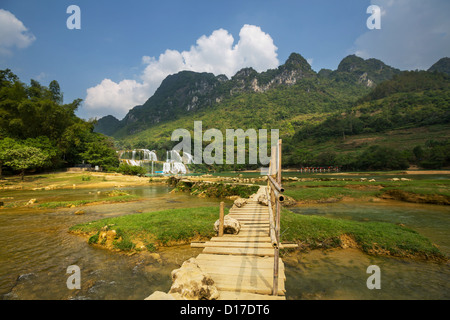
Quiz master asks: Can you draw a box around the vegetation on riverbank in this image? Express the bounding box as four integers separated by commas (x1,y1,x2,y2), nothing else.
168,177,260,198
0,171,162,191
36,194,140,209
283,178,450,205
280,208,446,262
70,206,227,251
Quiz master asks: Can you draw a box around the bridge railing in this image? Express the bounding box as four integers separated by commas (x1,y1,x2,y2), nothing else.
266,139,284,295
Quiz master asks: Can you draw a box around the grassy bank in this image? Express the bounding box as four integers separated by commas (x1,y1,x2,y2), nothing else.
70,205,446,262
70,206,228,251
280,208,446,262
283,178,450,204
36,194,140,209
0,171,163,191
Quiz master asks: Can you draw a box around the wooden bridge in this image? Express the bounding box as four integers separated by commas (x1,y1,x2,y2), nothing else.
191,139,294,300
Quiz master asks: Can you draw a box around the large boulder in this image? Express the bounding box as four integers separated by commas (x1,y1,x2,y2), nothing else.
257,193,268,206
168,258,219,300
214,216,241,235
232,197,247,209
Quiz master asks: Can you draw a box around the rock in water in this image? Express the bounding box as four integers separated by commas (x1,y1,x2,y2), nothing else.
214,216,241,235
169,258,219,300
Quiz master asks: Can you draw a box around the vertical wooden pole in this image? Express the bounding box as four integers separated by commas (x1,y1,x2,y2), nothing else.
277,139,282,185
219,201,224,237
272,139,282,296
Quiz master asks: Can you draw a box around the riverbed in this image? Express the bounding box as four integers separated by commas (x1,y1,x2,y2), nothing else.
0,183,449,300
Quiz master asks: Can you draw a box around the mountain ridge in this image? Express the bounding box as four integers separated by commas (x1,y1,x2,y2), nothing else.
94,54,442,139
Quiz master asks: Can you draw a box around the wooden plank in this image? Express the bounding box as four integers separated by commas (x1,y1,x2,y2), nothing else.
229,213,268,217
217,291,285,300
210,236,271,242
196,257,285,272
198,241,275,249
239,227,270,231
234,217,269,220
196,253,282,266
206,271,286,285
197,264,286,280
211,274,285,295
202,246,275,257
229,232,269,237
232,210,267,212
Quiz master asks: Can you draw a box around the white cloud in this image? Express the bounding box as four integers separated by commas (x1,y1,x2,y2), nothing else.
352,0,450,70
0,9,35,56
85,79,149,120
84,24,279,119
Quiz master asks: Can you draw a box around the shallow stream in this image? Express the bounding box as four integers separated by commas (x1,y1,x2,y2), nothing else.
0,184,448,300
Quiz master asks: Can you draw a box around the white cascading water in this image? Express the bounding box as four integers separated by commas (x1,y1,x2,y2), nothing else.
120,149,188,175
182,152,194,164
122,149,158,166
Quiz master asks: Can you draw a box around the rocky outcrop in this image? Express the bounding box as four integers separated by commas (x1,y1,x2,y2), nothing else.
214,216,241,235
168,258,219,300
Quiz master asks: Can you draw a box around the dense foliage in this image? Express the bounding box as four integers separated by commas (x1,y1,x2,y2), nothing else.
0,69,119,177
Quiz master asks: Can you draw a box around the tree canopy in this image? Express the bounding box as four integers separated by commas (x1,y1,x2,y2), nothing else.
0,69,119,178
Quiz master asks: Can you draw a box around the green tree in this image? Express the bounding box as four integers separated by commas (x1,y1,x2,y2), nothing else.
0,137,18,178
49,80,63,104
4,145,49,180
80,134,119,169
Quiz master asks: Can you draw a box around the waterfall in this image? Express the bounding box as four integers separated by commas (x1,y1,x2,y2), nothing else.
182,152,194,164
141,149,157,161
170,150,183,163
119,148,187,175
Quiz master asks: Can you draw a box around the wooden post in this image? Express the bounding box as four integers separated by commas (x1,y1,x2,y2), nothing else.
272,139,282,296
219,201,224,237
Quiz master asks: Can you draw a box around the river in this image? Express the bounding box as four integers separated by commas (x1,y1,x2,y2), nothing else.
0,184,448,300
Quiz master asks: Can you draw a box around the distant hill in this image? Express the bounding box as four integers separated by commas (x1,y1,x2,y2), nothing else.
428,57,450,75
94,115,121,136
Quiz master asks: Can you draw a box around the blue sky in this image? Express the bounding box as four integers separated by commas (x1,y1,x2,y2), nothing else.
1,0,449,120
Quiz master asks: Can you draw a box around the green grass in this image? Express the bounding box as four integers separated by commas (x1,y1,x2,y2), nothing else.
70,206,228,247
379,180,450,197
283,178,450,202
70,204,446,261
280,209,445,261
284,186,379,201
37,195,140,208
